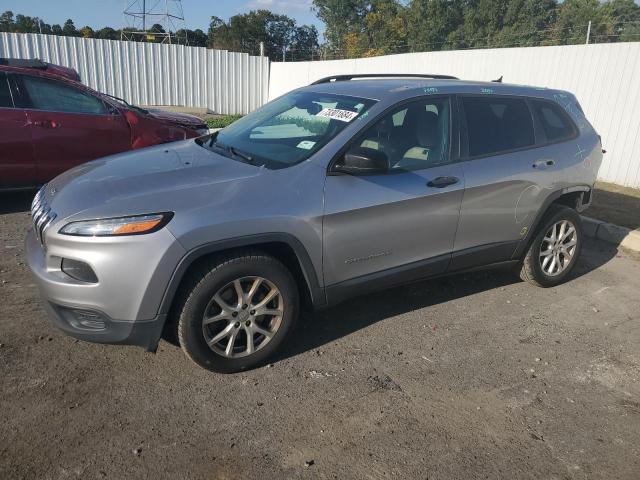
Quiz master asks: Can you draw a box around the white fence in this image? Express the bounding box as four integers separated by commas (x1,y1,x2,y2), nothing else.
0,32,269,115
270,43,640,189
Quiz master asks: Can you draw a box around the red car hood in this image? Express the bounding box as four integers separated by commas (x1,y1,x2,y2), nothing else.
144,108,205,128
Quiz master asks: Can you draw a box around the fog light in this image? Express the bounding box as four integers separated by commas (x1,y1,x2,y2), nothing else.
73,310,106,330
61,258,98,283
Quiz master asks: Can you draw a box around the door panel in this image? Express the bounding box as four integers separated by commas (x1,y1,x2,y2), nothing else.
323,96,463,288
0,73,35,188
324,164,465,286
453,149,556,254
452,95,560,268
17,74,131,183
27,110,131,182
0,108,35,188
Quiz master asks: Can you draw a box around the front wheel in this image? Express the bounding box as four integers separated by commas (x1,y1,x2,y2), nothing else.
177,253,299,373
519,205,582,287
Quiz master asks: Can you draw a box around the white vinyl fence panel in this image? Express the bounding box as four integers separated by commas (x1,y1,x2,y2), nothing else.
270,43,640,189
0,32,269,115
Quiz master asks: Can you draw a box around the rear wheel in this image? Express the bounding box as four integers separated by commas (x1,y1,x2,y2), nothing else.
519,205,582,287
177,253,299,373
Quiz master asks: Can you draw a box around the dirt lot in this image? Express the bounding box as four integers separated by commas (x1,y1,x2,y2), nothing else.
1,191,639,480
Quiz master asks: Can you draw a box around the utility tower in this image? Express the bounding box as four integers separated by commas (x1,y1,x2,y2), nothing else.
121,0,188,45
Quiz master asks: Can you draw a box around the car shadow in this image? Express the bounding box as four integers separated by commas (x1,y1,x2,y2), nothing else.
275,238,618,363
0,190,35,215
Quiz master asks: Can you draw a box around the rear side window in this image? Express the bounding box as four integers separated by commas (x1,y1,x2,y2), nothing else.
0,73,13,108
462,97,534,157
20,75,107,115
531,99,577,143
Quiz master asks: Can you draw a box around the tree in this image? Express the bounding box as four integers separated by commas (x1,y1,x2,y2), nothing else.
62,18,80,37
149,23,165,34
600,0,640,42
0,10,15,32
313,0,408,58
312,0,368,55
95,27,119,40
175,28,208,47
550,0,603,44
15,13,40,33
495,0,558,47
207,10,315,60
207,16,225,48
406,0,465,52
80,26,94,38
291,25,319,60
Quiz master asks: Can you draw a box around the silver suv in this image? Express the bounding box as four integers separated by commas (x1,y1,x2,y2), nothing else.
26,74,603,372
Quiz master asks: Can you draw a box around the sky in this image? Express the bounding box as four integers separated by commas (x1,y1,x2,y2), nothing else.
0,0,324,33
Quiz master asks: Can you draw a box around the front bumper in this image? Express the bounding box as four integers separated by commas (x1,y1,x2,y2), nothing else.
43,301,166,352
25,227,185,351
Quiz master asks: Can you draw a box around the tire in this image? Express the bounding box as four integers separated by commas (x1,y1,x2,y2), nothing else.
176,252,299,373
519,205,582,287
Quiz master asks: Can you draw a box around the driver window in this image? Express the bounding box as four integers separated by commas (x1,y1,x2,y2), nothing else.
359,97,451,171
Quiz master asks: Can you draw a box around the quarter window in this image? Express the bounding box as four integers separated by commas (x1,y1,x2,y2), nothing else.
20,75,107,115
0,73,13,108
532,99,577,143
462,97,534,157
357,98,451,171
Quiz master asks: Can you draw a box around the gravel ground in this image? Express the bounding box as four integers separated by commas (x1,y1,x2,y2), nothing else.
1,191,639,480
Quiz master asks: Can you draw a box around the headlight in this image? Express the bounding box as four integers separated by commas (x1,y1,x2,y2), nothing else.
59,213,173,237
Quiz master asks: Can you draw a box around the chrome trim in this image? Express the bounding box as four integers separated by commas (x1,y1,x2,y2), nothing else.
30,186,56,246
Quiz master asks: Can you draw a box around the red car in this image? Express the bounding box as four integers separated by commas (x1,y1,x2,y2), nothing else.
0,59,208,189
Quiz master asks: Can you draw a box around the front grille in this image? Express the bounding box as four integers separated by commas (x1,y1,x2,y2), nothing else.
31,186,57,246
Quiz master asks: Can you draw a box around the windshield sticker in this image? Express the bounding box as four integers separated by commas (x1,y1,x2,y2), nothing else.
316,108,359,122
296,140,316,150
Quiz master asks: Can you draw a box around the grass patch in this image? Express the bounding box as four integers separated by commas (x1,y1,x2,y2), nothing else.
206,115,242,129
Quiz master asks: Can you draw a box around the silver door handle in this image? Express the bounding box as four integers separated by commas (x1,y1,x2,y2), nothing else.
427,176,459,188
532,159,554,169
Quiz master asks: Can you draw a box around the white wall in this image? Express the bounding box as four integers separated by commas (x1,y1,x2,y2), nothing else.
0,32,269,115
270,43,640,189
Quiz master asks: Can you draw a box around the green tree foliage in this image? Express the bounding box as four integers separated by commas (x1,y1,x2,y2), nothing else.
207,10,318,60
312,0,368,55
315,0,640,57
406,0,465,51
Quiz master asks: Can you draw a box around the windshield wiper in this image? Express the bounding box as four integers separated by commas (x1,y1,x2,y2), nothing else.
200,132,257,164
229,146,254,163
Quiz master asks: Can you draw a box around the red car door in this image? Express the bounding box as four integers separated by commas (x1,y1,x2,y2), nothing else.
16,74,131,183
0,72,36,188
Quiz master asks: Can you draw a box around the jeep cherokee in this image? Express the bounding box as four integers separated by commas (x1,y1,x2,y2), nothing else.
26,74,603,372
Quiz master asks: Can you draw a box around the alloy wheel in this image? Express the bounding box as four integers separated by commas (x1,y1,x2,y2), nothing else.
539,219,578,276
202,276,283,358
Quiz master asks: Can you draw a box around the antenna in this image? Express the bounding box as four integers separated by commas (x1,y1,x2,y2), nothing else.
121,0,188,45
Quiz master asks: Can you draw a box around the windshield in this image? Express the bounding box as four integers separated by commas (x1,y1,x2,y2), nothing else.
197,91,375,169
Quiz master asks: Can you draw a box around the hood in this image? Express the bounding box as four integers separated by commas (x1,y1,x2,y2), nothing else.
45,139,262,222
144,108,205,128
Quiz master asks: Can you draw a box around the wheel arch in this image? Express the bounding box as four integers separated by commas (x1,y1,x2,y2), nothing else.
512,185,591,260
157,234,326,319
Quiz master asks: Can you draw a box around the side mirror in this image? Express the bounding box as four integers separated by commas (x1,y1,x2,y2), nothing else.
332,147,389,175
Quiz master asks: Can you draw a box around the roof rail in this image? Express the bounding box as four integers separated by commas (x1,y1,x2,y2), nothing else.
0,58,47,69
310,73,459,85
